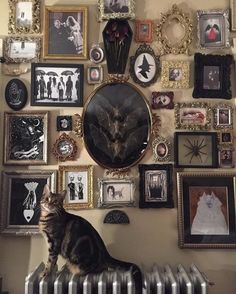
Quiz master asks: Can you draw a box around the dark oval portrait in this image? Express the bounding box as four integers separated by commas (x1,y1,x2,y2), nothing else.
83,81,152,169
5,79,28,111
156,142,167,157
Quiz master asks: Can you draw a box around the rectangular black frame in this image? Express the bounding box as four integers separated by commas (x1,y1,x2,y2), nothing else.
31,63,84,107
192,53,232,99
174,131,218,168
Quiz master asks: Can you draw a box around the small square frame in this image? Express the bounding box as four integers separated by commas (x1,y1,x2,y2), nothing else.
174,131,218,168
177,171,236,248
218,130,234,145
135,20,153,43
139,164,174,208
151,91,174,109
192,53,232,99
0,170,56,235
213,104,233,129
218,147,235,168
56,115,72,131
58,165,94,210
98,178,135,208
87,65,103,84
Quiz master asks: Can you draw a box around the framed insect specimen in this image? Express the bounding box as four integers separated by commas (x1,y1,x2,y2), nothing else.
129,43,160,87
151,91,174,109
174,131,218,168
192,53,233,99
213,104,233,129
52,133,77,161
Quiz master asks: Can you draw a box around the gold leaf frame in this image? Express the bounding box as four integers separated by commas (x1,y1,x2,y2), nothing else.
161,60,190,89
52,133,77,162
8,0,41,34
58,165,94,210
152,136,171,162
156,4,193,55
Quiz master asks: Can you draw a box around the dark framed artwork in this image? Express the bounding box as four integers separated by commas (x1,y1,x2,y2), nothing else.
135,19,153,43
218,147,234,168
192,53,233,99
151,91,174,109
130,43,160,87
3,111,48,165
52,133,77,162
56,115,72,131
87,65,103,84
83,81,152,170
218,130,233,146
139,164,174,208
174,131,218,168
0,170,56,235
5,79,28,111
43,6,88,59
177,171,236,248
31,63,84,107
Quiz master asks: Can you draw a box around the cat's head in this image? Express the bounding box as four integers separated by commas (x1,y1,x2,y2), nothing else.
40,184,66,213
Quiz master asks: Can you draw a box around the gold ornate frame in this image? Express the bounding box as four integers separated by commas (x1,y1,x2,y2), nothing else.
156,4,193,55
4,36,41,64
8,0,41,34
152,136,171,162
52,133,77,162
58,165,94,210
161,60,190,89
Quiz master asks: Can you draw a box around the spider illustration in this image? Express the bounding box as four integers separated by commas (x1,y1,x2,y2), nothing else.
183,138,207,163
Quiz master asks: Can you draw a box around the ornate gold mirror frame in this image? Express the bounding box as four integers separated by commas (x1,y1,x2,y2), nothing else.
156,4,193,55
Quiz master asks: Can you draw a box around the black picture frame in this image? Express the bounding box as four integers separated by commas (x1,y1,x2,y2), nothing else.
174,131,218,168
31,63,84,107
56,115,72,131
192,53,233,99
5,78,28,111
177,171,236,248
139,164,174,208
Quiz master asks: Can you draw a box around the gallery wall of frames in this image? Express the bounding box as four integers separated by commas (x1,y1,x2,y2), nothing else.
1,0,236,292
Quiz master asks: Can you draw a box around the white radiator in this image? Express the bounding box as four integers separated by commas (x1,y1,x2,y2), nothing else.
25,262,210,294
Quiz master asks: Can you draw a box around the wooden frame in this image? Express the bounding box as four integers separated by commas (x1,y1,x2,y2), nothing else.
0,170,56,235
52,133,77,162
4,36,41,64
192,53,233,99
58,165,94,210
43,6,88,60
197,9,230,49
8,0,41,34
174,131,218,168
174,102,211,131
139,164,174,208
98,178,135,208
31,63,84,107
161,60,190,89
87,65,103,84
97,0,135,22
177,171,236,248
3,111,48,165
213,103,233,129
135,19,153,43
152,136,171,162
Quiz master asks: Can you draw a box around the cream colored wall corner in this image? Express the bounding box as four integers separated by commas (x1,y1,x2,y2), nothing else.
0,0,236,294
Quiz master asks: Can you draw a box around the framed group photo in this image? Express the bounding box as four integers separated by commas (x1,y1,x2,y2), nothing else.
58,165,94,210
3,111,48,165
43,6,88,59
31,63,84,107
177,171,236,248
0,170,56,235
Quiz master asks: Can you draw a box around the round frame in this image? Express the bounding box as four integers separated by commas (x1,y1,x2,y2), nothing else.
152,136,171,162
89,44,104,63
52,133,77,161
129,43,160,87
82,81,152,170
5,78,28,111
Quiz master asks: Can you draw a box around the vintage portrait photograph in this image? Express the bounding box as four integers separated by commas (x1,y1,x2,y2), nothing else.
56,115,72,131
4,112,48,165
219,148,234,168
44,6,88,59
219,131,233,145
214,104,233,129
203,65,220,90
31,63,84,107
87,65,103,84
169,68,182,81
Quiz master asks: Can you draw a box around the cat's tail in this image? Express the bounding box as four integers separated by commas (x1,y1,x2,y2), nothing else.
107,256,143,294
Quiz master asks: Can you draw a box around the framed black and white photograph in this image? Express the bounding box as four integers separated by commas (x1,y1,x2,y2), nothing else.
5,79,28,111
213,104,233,129
98,178,135,208
98,0,135,21
43,6,88,59
0,170,56,235
192,53,233,99
139,164,174,208
56,115,72,131
130,43,160,87
87,65,103,84
174,131,218,168
8,0,41,34
58,165,94,210
4,36,41,63
31,63,84,107
3,111,48,165
197,9,230,49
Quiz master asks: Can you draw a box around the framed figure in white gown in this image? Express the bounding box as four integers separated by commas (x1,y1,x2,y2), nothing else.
177,171,236,248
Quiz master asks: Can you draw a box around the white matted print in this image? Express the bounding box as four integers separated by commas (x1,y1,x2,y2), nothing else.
134,53,156,83
16,1,33,28
66,171,88,203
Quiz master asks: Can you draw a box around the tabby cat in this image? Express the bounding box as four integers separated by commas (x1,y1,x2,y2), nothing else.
39,185,143,293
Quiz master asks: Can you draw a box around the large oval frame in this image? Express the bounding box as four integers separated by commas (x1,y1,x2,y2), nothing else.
83,81,152,170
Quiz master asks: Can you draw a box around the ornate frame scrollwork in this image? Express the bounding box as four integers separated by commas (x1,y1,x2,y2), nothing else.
152,136,171,162
156,4,193,55
52,133,77,162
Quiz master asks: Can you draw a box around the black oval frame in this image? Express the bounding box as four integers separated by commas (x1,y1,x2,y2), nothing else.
5,79,28,111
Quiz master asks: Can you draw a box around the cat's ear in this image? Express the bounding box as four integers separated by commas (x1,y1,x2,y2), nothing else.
43,184,51,198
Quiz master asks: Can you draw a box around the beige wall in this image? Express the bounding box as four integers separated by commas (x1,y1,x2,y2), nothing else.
0,0,236,293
